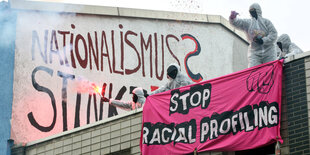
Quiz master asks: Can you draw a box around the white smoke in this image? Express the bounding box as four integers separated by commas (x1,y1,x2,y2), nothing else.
74,76,98,94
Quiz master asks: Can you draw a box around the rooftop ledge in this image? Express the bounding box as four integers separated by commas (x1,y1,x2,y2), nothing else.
9,0,248,42
284,51,310,63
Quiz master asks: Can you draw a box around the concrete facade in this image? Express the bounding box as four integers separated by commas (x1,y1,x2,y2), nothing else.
8,0,249,145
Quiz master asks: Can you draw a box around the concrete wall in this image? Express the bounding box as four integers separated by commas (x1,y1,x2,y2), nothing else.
9,0,249,144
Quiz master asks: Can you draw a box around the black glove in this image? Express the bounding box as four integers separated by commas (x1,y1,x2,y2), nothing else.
254,36,263,45
144,93,149,98
278,56,287,60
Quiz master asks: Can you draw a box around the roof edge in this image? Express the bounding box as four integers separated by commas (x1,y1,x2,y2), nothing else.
10,0,248,42
284,51,310,63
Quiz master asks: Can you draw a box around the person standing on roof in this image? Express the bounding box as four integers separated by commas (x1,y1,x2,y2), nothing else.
229,3,278,67
149,63,194,95
276,34,303,58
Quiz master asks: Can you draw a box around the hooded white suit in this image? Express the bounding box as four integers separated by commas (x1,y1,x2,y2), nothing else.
230,3,278,67
109,87,145,111
150,64,194,95
277,34,303,58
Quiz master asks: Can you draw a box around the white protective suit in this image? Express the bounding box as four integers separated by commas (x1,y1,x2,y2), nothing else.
277,34,303,58
229,3,278,67
150,64,194,95
109,87,145,111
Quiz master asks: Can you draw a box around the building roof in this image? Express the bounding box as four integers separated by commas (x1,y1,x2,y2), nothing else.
10,0,248,42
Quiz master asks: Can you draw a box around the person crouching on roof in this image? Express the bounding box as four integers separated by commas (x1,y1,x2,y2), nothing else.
103,87,145,111
276,34,304,58
149,63,194,95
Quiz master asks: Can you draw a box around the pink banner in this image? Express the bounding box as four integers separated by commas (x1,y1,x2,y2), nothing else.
140,60,283,154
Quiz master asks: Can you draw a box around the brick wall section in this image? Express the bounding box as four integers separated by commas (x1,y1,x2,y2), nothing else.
11,110,143,155
281,75,290,155
284,58,310,155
